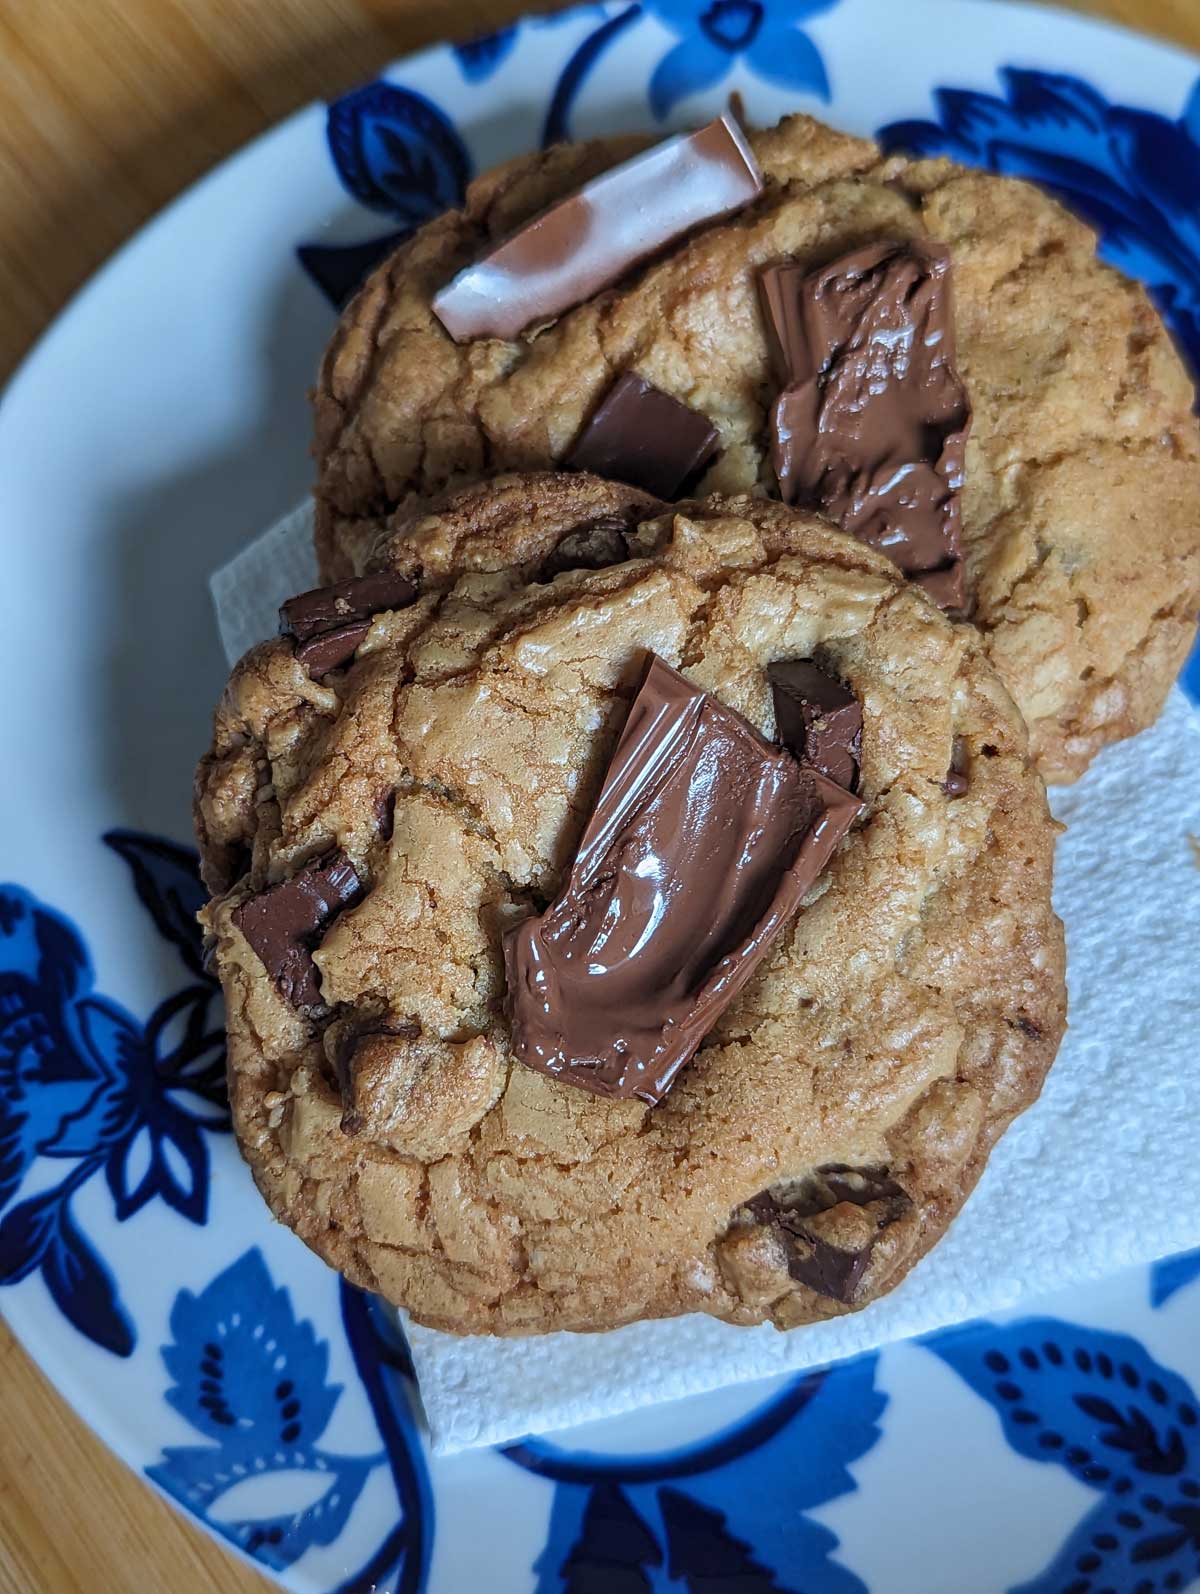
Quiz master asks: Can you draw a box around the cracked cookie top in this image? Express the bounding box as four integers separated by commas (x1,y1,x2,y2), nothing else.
313,112,1200,783
196,475,1065,1336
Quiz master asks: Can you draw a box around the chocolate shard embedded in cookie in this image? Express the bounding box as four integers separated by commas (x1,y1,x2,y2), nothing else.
504,654,862,1105
232,851,364,1009
432,114,763,343
746,1165,913,1304
941,736,968,797
566,373,720,499
280,572,418,675
769,659,862,792
760,240,971,609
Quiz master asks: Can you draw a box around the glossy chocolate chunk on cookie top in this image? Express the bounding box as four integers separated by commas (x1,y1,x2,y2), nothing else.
761,240,971,610
432,113,763,342
566,372,720,499
280,571,417,675
504,654,862,1105
746,1165,914,1305
232,851,364,1009
769,659,862,792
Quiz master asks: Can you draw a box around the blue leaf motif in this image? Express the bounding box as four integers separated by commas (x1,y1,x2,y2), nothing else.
296,230,408,312
42,1204,134,1357
161,1249,340,1450
0,1184,63,1283
103,830,210,982
931,1317,1200,1594
1152,1250,1200,1309
325,81,471,223
453,25,518,82
148,1255,414,1582
148,1445,375,1573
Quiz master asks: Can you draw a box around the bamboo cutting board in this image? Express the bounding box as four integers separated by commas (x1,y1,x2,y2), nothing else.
0,2,1197,1590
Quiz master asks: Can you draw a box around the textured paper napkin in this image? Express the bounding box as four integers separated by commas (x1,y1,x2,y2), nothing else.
213,505,1200,1454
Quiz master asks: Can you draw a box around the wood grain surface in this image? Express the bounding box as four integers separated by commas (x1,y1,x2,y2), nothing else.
0,2,1196,1590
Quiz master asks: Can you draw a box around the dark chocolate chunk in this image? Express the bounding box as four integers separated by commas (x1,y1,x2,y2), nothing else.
941,736,967,797
232,851,364,1009
295,621,372,676
760,240,971,609
280,571,418,675
566,373,720,500
769,660,862,792
504,654,862,1105
746,1164,912,1304
432,114,763,343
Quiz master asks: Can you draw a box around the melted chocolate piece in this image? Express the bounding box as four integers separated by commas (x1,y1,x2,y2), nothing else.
232,851,364,1008
769,660,862,792
747,1165,912,1304
760,241,971,609
504,655,861,1104
432,114,763,343
566,373,720,499
280,572,418,675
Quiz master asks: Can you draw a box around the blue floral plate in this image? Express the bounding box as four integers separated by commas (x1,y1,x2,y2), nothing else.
3,2,1200,1589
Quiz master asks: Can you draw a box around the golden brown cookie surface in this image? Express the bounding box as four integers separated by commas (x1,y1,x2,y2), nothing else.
197,477,1065,1336
313,114,1200,783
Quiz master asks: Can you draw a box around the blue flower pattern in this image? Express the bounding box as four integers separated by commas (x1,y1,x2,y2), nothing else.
297,81,472,310
0,831,228,1355
646,0,834,119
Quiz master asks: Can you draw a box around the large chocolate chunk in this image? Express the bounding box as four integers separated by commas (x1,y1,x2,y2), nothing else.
746,1165,913,1304
280,572,418,675
566,373,720,499
232,851,364,1009
769,660,862,792
760,241,971,610
432,114,763,343
504,655,861,1105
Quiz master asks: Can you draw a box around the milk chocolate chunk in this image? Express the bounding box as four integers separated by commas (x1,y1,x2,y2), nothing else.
432,114,763,343
769,660,862,792
761,240,971,608
280,572,417,675
747,1165,913,1304
566,373,720,499
232,851,364,1009
504,654,861,1105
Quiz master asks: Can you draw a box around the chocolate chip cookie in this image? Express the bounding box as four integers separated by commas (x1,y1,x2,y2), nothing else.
313,112,1200,783
196,474,1065,1336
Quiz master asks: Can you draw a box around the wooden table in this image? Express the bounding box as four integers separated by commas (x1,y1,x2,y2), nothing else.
0,1,1196,1589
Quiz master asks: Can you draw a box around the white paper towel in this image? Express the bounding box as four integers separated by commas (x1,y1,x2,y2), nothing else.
212,505,1200,1455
